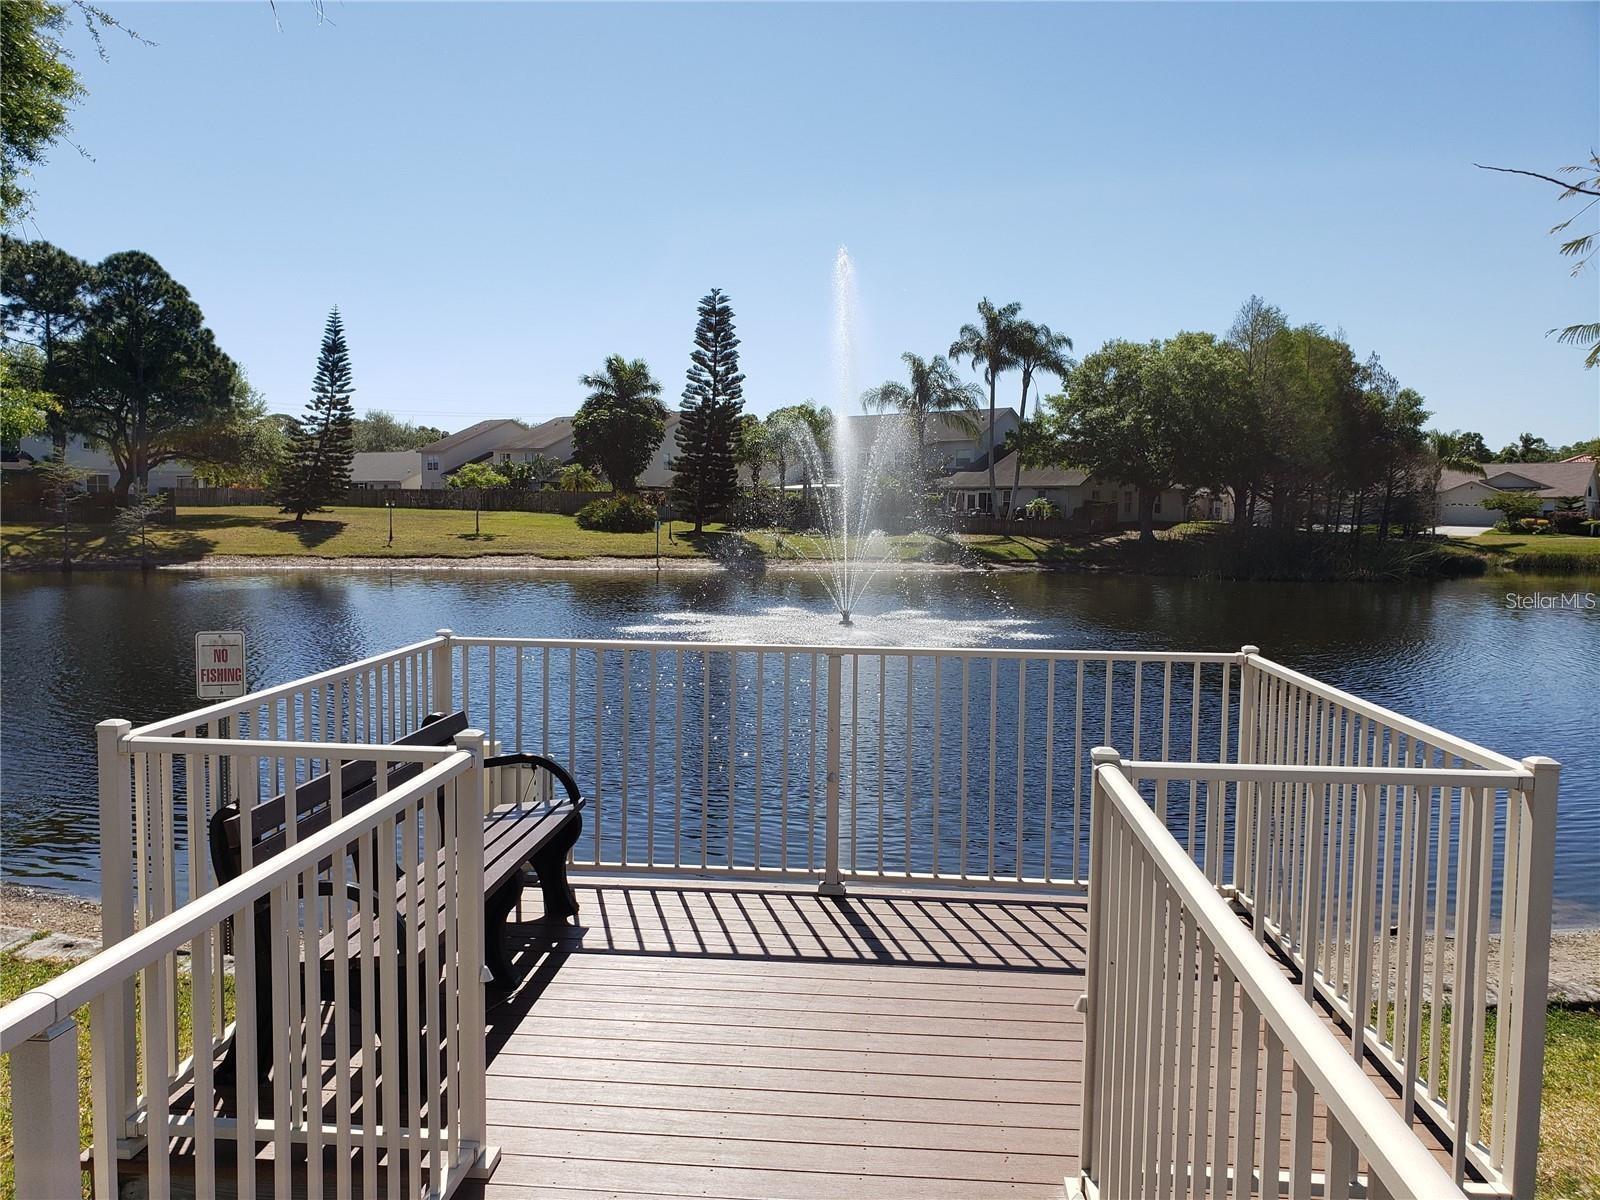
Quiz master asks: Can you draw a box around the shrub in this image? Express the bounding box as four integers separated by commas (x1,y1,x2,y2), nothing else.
1023,497,1061,519
1550,509,1587,534
575,493,657,533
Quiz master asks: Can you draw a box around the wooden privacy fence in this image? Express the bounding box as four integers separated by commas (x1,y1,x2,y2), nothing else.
169,486,610,513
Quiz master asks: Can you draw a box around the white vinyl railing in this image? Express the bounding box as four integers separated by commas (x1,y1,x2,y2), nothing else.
0,633,1549,1198
2,735,494,1200
1079,755,1467,1200
1112,649,1558,1199
440,633,1245,888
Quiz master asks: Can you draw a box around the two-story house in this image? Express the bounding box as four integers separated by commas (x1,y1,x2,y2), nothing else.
416,419,529,488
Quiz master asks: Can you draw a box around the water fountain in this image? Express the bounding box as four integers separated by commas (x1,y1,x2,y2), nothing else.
630,247,1047,647
774,246,912,625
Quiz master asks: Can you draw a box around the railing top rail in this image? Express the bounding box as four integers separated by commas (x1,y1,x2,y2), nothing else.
121,736,460,761
449,634,1244,662
1095,763,1466,1199
1123,759,1534,788
125,634,446,739
0,749,474,1054
1247,653,1521,772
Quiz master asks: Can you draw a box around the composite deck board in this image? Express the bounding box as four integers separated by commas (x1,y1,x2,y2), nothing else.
480,878,1084,1199
470,876,1453,1200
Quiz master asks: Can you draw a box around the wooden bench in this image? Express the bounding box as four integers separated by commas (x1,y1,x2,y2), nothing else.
208,712,584,1083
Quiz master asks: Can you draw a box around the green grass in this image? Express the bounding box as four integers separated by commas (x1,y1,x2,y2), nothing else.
952,532,1089,563
0,950,233,1200
1463,531,1600,574
1,506,729,565
1388,1003,1600,1200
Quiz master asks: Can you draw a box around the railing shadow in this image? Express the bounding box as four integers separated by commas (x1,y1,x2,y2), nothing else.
485,881,1086,1058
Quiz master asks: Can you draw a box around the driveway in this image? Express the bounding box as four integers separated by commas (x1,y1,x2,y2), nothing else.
1434,525,1493,539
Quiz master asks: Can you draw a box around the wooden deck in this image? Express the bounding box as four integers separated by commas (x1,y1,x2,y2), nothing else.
466,877,1086,1199
461,876,1462,1200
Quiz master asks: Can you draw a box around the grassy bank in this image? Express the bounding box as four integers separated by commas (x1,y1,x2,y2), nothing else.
2,945,1596,1198
5,506,1596,580
944,523,1491,580
1467,531,1600,575
1,505,723,566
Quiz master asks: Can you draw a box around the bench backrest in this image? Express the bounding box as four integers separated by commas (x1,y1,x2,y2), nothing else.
208,711,469,885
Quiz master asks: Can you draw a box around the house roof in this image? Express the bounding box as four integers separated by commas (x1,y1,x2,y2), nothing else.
1439,461,1597,498
491,416,574,452
417,419,526,456
350,451,420,483
846,408,1018,445
937,451,1089,490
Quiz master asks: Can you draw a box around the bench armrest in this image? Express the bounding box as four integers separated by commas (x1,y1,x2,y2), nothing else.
482,753,586,810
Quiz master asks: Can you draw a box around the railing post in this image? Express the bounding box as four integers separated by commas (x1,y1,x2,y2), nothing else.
1077,745,1124,1189
12,1016,83,1199
432,629,454,715
96,717,139,1143
819,652,845,896
1235,646,1261,905
1505,757,1558,1200
454,728,501,1179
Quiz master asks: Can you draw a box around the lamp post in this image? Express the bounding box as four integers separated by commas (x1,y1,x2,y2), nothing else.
386,499,395,546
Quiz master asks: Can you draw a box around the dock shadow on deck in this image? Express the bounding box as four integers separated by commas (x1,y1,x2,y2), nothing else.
467,878,1087,1199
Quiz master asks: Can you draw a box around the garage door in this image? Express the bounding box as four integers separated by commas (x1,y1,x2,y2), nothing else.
1439,500,1495,526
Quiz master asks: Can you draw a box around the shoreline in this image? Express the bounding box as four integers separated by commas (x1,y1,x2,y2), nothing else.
3,551,1001,575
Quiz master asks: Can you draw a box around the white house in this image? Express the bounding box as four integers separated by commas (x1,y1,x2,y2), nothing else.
416,419,528,488
637,414,685,490
937,451,1186,524
488,416,575,468
9,434,192,493
350,451,422,490
1436,459,1599,527
841,409,1020,482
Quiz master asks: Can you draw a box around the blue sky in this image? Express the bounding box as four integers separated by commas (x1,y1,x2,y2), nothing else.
23,2,1599,445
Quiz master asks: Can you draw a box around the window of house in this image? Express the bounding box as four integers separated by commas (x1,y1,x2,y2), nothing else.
87,474,111,494
1091,488,1100,500
426,457,440,472
1154,495,1163,515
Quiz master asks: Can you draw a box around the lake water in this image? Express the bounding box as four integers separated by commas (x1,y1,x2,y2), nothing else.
2,567,1596,924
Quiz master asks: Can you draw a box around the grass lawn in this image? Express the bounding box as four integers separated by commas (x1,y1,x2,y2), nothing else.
1465,531,1600,563
2,506,730,565
2,945,1596,1199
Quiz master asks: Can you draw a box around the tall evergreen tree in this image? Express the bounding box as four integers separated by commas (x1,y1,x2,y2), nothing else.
278,307,356,523
670,288,745,531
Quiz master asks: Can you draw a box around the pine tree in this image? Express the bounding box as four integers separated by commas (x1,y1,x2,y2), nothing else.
278,307,356,523
670,288,745,532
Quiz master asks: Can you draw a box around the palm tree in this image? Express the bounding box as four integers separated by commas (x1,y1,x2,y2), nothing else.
766,401,833,524
574,354,666,492
1007,323,1074,512
949,298,1024,515
859,352,983,488
1428,430,1486,475
734,414,769,490
1426,430,1486,533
